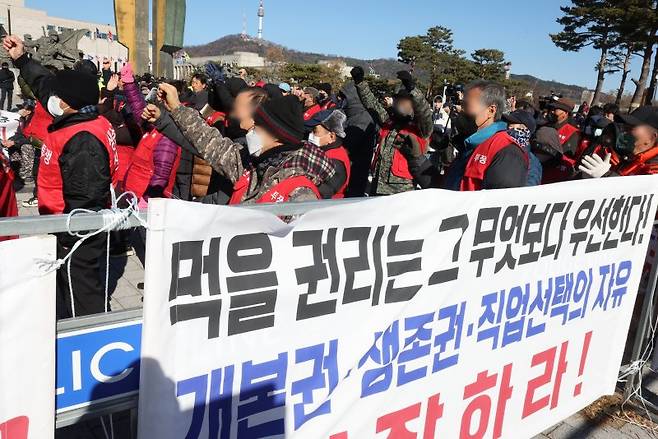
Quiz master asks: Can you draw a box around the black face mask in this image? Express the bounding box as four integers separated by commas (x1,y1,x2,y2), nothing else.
225,117,247,140
392,113,412,126
615,130,636,156
453,112,478,140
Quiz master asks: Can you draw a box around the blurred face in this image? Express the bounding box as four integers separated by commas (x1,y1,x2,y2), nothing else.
552,107,569,124
632,125,658,155
238,69,247,78
191,77,206,92
394,98,413,117
464,87,496,129
310,125,336,147
18,108,32,118
232,91,258,131
433,101,443,111
302,92,315,107
292,86,304,99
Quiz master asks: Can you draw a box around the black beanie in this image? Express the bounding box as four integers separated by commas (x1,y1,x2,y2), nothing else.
263,83,283,99
73,59,99,77
318,82,332,94
254,95,304,145
226,77,248,97
53,69,99,110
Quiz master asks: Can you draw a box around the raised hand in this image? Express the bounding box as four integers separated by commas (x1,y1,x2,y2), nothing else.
2,35,24,61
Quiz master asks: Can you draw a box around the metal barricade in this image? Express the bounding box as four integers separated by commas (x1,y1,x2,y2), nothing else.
0,199,366,430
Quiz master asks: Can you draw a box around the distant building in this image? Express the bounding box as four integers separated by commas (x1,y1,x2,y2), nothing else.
317,59,353,78
189,51,266,68
0,0,134,71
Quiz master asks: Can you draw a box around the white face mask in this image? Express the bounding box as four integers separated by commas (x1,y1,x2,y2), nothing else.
246,128,263,157
47,95,66,117
308,133,322,147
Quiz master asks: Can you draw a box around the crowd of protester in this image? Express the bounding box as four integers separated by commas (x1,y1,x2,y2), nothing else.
0,33,657,319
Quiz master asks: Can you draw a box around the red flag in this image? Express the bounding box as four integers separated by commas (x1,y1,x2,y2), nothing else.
107,30,113,41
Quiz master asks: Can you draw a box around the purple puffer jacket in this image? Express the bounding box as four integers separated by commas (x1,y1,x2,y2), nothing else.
123,81,180,195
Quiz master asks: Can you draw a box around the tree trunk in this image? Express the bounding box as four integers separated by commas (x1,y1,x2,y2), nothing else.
616,47,633,106
631,36,656,110
644,45,658,105
592,46,608,105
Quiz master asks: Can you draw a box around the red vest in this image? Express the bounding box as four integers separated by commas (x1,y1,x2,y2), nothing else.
122,130,181,198
0,156,17,241
229,171,321,205
541,154,576,184
325,145,351,199
321,100,337,111
206,111,227,127
22,101,53,142
38,117,119,215
460,131,528,191
303,104,322,121
557,123,579,146
376,124,429,180
613,146,658,176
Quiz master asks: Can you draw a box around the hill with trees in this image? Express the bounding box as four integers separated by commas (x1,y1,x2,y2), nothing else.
185,34,589,101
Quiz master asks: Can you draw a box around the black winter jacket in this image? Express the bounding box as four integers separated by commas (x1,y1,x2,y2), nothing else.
14,54,112,226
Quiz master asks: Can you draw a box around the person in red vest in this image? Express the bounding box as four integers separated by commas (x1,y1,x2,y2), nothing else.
579,106,658,178
120,63,181,202
20,99,53,206
302,87,322,121
153,83,336,204
317,83,337,110
351,67,433,195
305,109,351,198
398,80,528,191
548,98,581,157
530,126,576,184
4,34,119,318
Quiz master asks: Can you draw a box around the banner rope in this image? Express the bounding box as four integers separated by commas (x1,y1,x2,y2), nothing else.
34,187,148,317
618,286,658,434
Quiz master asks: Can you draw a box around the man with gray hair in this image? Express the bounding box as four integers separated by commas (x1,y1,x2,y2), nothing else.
398,80,529,191
305,108,351,198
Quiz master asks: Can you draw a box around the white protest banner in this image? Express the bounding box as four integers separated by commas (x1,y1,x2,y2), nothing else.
0,235,56,439
0,110,21,142
139,176,658,439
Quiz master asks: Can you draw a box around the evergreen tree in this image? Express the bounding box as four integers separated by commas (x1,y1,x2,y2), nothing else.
550,0,627,104
471,49,507,81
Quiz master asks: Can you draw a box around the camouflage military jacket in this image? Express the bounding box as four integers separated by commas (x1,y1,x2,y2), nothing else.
169,105,336,204
355,81,433,196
